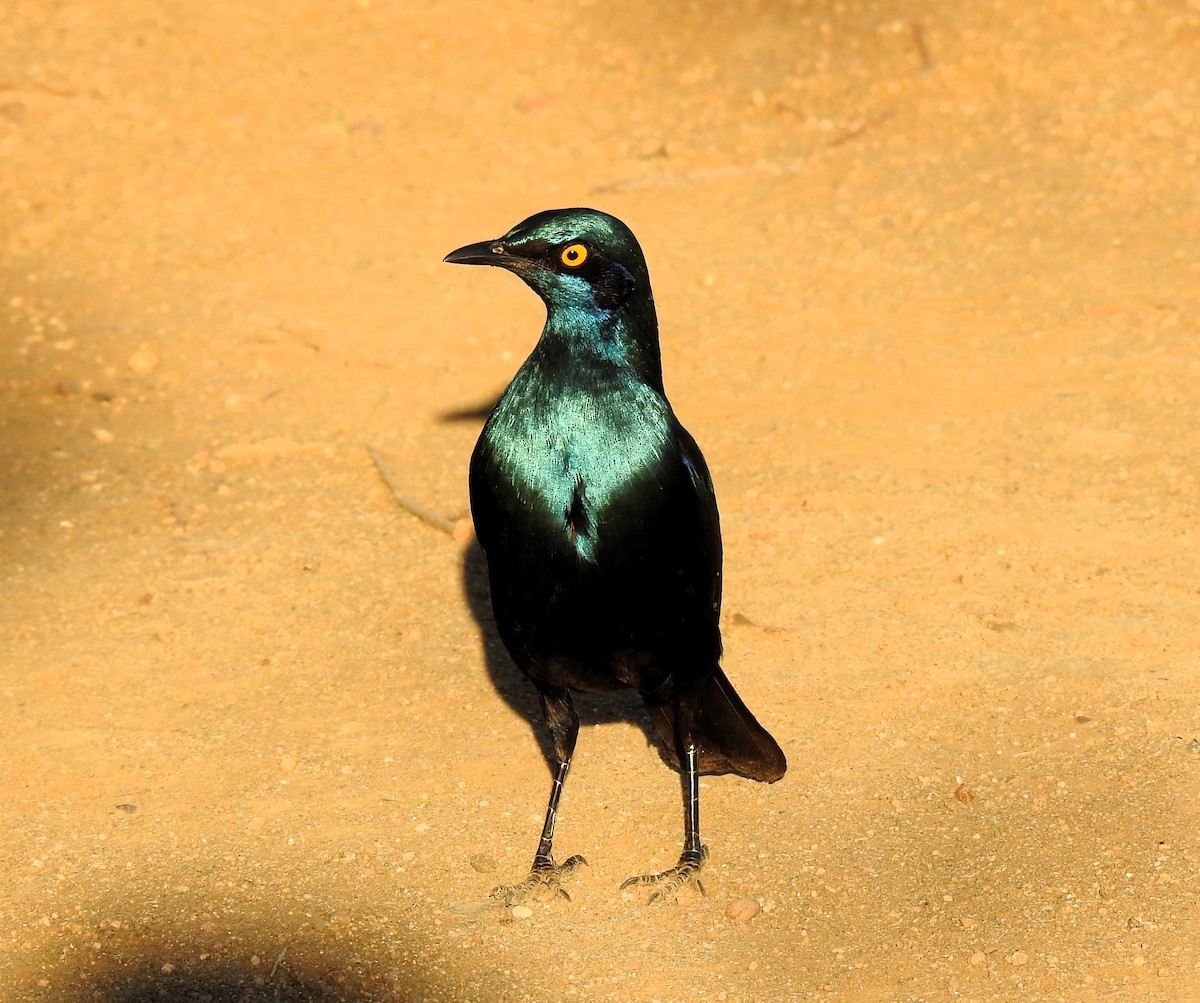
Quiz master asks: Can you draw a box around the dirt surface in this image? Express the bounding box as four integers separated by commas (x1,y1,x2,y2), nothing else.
2,2,1199,1001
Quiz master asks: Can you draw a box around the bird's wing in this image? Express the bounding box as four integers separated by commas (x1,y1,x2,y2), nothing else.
467,431,501,552
642,420,787,782
673,418,723,621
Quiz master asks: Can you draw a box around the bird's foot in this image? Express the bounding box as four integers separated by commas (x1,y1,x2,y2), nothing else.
490,852,587,906
621,845,709,904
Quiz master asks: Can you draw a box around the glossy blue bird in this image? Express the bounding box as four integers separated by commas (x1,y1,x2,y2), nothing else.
446,208,786,904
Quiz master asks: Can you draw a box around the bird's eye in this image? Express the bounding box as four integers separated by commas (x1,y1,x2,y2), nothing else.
560,243,588,268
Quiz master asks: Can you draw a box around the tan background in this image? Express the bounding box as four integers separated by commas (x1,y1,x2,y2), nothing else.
1,1,1198,1000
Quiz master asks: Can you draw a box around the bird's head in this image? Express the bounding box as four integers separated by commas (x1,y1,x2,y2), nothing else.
444,208,652,318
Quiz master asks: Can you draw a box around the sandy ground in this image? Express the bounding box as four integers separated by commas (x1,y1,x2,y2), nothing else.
2,1,1199,1001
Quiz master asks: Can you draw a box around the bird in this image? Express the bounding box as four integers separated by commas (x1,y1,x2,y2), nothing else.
444,208,786,904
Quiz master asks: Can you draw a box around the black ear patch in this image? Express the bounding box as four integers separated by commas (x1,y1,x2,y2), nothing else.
590,261,637,314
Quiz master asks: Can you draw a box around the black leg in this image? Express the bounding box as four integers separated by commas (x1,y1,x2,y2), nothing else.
680,743,707,882
533,757,570,860
491,689,587,904
622,696,709,902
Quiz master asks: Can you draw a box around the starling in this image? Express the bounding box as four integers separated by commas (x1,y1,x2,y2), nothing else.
445,208,785,903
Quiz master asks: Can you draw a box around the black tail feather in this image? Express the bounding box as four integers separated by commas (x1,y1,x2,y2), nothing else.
645,668,786,782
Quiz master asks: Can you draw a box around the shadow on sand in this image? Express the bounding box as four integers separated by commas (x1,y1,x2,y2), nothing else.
28,924,453,1003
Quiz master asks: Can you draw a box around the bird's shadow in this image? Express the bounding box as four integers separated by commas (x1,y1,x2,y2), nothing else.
460,537,672,775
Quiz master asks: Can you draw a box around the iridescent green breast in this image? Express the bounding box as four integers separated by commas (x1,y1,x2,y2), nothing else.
484,362,671,561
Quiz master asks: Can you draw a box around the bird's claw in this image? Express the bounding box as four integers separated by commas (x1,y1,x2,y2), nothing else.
621,845,709,903
491,852,587,906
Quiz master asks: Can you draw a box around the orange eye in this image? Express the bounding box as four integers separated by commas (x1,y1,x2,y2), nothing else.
560,243,588,268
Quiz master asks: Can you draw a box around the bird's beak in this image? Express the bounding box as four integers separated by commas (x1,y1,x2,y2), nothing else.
444,239,535,271
443,239,502,266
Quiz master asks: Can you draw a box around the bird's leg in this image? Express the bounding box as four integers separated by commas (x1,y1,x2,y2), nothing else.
491,689,587,905
622,700,709,903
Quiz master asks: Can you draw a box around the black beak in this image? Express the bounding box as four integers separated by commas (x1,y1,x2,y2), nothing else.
444,239,508,267
444,238,539,272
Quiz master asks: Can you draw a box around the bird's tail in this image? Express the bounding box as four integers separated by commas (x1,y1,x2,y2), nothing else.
645,668,786,783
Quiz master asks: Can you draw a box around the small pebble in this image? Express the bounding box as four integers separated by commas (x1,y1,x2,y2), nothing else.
726,897,762,922
511,905,533,920
93,428,115,443
469,853,496,873
969,951,986,966
114,803,137,814
128,348,159,374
